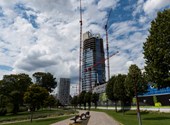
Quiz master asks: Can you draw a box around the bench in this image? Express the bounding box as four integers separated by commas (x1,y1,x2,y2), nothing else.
79,113,86,120
70,112,90,123
85,111,90,118
70,115,80,123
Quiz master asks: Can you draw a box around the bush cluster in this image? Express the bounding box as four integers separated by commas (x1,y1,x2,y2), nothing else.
0,108,7,116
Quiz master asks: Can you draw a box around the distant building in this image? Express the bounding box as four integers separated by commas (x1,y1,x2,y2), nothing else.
58,78,70,105
82,31,106,92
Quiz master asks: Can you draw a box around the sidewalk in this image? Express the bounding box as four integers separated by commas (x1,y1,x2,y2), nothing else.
51,110,120,125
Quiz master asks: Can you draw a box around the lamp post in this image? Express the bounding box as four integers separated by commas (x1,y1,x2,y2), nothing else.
143,99,146,106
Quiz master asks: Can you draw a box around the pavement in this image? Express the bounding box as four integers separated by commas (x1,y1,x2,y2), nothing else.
51,110,120,125
97,106,170,113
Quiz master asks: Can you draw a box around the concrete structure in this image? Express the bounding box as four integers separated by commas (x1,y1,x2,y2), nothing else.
93,83,107,94
58,78,70,105
82,31,105,92
138,83,170,106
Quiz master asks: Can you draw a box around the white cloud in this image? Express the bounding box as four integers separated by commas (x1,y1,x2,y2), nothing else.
98,0,119,10
132,0,145,16
143,0,170,15
0,0,169,95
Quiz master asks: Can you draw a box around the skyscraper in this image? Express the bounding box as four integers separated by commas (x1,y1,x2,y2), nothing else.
82,31,105,92
58,78,70,105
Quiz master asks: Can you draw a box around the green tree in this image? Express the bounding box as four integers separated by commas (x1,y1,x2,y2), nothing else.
91,92,99,109
125,64,148,97
114,74,127,112
85,92,92,110
106,76,118,112
24,84,49,111
143,9,170,88
78,91,86,109
33,72,57,92
0,74,32,114
125,64,147,125
71,96,78,110
44,95,56,109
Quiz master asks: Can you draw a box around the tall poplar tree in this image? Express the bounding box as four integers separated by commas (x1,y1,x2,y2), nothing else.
143,9,170,88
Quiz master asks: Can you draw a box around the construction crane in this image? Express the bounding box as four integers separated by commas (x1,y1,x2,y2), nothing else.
84,51,119,92
71,84,78,96
105,8,112,80
79,0,83,94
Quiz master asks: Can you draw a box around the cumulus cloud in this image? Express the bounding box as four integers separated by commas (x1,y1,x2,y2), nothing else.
0,0,169,95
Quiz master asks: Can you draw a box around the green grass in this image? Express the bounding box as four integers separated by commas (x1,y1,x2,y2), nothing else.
3,115,72,125
93,109,170,125
0,108,76,123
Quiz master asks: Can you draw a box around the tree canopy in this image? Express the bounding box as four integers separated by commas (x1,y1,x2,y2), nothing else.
106,76,117,102
0,73,32,114
91,92,99,109
24,84,49,111
125,64,148,97
143,9,170,88
114,74,127,105
33,72,57,92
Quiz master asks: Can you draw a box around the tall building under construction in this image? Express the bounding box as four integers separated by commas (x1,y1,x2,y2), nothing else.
82,31,105,92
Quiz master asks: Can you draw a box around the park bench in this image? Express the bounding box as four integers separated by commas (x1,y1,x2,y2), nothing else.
70,115,80,123
79,113,86,120
85,111,90,118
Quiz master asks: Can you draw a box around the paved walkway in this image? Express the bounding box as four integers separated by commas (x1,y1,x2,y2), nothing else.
51,110,120,125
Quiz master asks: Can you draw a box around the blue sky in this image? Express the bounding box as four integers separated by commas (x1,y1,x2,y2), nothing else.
0,0,170,95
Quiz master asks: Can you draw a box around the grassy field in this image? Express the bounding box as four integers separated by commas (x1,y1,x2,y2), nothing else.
0,108,76,125
2,115,72,125
93,109,170,125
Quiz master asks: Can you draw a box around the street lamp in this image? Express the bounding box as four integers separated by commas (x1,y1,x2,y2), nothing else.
143,99,146,106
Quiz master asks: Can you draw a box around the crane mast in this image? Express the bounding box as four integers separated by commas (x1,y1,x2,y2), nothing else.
79,0,83,94
105,8,112,81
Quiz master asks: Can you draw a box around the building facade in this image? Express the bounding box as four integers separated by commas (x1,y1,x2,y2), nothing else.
58,78,70,105
82,31,105,92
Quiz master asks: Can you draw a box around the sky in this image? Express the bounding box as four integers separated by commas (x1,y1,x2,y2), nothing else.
0,0,170,95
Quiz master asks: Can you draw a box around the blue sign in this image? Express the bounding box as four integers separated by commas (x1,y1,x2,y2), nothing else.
139,84,170,97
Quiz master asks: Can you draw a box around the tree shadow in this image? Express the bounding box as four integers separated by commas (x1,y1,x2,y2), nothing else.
143,117,170,120
125,111,149,115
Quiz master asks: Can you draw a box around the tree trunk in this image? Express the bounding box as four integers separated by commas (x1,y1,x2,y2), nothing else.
115,101,118,112
30,111,33,122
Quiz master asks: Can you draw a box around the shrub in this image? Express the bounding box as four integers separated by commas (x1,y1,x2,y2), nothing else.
19,106,28,112
155,102,162,107
0,108,7,116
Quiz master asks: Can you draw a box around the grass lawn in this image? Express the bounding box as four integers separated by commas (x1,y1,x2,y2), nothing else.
0,108,76,124
3,115,72,125
93,109,170,125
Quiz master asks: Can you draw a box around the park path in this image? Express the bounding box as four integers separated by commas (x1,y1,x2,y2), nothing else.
51,110,121,125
